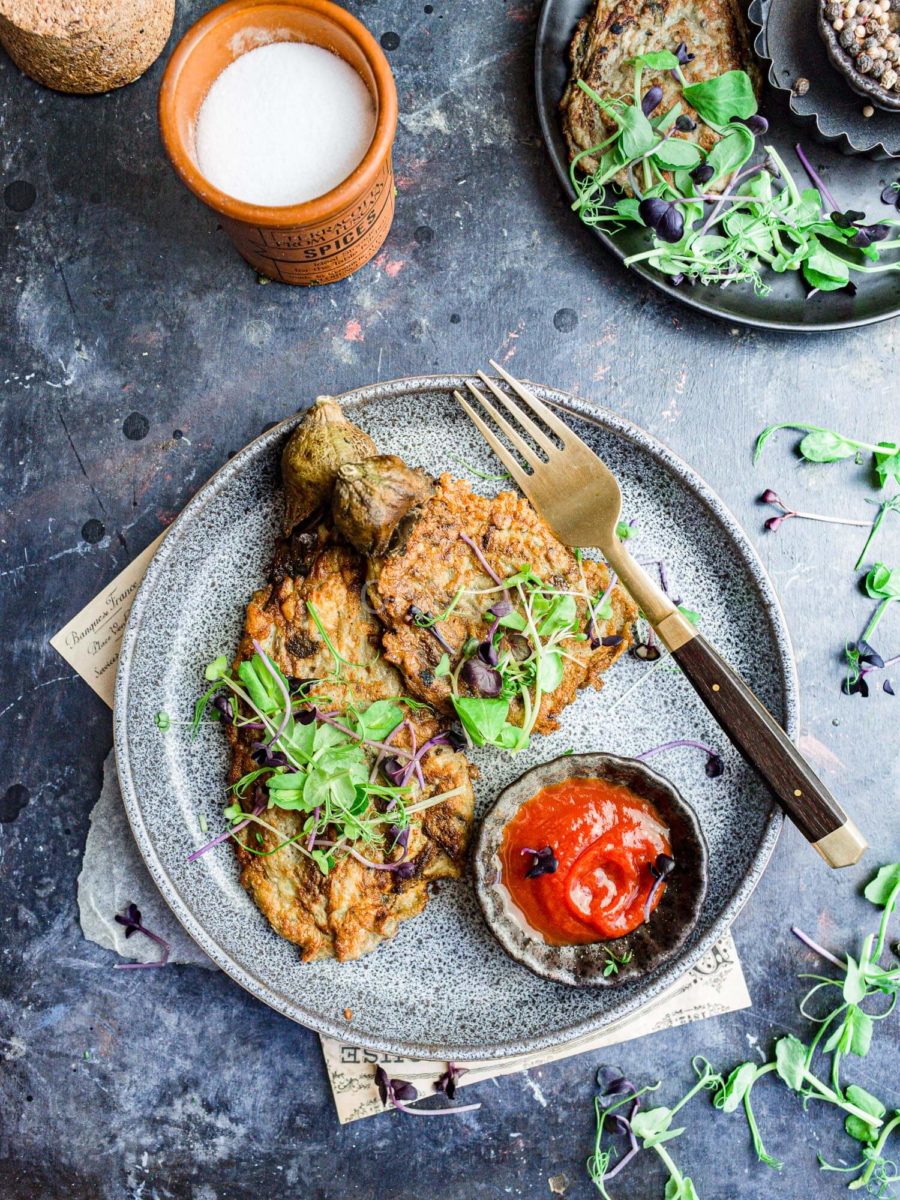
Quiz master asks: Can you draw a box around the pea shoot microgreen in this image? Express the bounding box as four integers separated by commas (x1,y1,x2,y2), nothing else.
418,541,619,754
188,644,465,876
755,423,900,489
570,50,900,295
587,864,900,1198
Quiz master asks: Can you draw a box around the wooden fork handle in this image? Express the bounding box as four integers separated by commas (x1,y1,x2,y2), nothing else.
669,634,866,868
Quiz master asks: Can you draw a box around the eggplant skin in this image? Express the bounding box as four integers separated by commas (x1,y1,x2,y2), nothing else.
561,0,760,191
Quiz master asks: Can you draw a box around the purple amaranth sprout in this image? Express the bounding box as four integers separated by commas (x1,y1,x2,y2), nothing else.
638,197,685,244
434,1063,467,1099
521,845,558,878
375,1066,481,1117
731,113,769,136
187,796,266,863
644,853,675,923
636,738,724,778
760,489,868,534
641,84,664,116
113,904,171,970
409,605,455,655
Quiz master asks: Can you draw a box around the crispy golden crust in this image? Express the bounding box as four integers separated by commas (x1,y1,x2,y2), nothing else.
369,476,637,735
228,534,475,963
561,0,759,187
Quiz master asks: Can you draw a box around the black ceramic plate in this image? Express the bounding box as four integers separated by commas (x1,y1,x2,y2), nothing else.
535,0,900,331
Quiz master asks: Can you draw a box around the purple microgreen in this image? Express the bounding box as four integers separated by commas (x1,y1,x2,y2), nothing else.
306,808,321,853
459,531,503,587
644,853,675,923
212,693,234,725
830,208,866,230
885,680,896,696
434,1063,467,1099
690,162,714,186
375,1066,482,1117
636,738,724,778
601,634,624,647
674,41,694,66
250,742,289,768
851,223,891,249
346,846,414,873
632,626,661,661
731,113,769,135
113,904,171,970
642,84,664,116
638,197,685,244
409,605,455,654
675,114,696,132
461,656,503,697
187,797,265,862
760,489,869,534
381,756,406,787
794,143,839,213
487,599,514,619
790,925,846,970
521,845,558,878
880,182,900,207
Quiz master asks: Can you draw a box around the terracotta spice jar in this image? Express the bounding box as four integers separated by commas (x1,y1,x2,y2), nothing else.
158,0,399,286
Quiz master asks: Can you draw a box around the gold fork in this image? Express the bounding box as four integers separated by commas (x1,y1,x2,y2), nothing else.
454,361,866,869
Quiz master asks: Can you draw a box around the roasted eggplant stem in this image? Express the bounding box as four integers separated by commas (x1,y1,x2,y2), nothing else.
281,396,377,534
332,455,434,555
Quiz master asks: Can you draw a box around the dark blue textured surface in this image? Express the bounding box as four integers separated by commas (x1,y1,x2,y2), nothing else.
1,1,898,1196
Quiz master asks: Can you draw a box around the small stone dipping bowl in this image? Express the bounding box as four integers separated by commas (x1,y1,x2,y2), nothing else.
159,0,398,284
474,753,709,988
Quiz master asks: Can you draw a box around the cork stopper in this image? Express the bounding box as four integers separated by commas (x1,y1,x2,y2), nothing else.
0,0,175,94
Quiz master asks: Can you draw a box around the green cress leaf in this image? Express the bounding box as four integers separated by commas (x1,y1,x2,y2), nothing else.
798,429,860,462
617,103,658,159
434,652,451,677
357,700,404,741
847,1007,873,1057
537,650,564,692
631,1106,675,1144
205,655,229,681
723,210,773,255
843,955,868,1005
652,138,703,171
682,70,757,125
154,711,171,731
628,50,681,70
497,611,527,632
844,1085,886,1144
863,863,900,906
774,1035,808,1091
866,562,900,601
802,238,851,291
538,594,578,638
717,1062,759,1112
874,443,900,487
705,123,754,182
451,696,511,746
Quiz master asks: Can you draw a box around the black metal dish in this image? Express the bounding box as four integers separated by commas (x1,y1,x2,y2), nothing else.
751,0,900,155
535,0,900,331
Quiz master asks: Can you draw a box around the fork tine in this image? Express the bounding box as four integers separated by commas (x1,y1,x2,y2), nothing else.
452,390,532,492
475,371,558,458
488,359,575,445
462,380,543,472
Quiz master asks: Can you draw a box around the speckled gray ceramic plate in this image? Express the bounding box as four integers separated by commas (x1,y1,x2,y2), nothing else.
114,376,797,1060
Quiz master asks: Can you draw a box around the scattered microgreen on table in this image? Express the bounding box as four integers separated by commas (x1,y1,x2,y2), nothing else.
586,864,900,1198
756,423,900,696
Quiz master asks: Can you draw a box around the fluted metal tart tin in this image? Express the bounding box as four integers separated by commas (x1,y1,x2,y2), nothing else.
749,0,900,158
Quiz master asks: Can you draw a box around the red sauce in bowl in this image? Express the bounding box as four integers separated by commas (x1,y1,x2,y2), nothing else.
498,776,672,944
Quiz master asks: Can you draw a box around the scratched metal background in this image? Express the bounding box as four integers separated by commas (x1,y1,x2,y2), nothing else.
1,1,898,1196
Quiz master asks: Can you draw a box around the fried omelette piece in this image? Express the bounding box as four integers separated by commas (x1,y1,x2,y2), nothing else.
561,0,759,185
368,475,637,735
227,531,475,963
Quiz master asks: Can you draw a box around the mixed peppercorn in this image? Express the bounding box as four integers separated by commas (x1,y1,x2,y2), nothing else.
826,0,900,93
